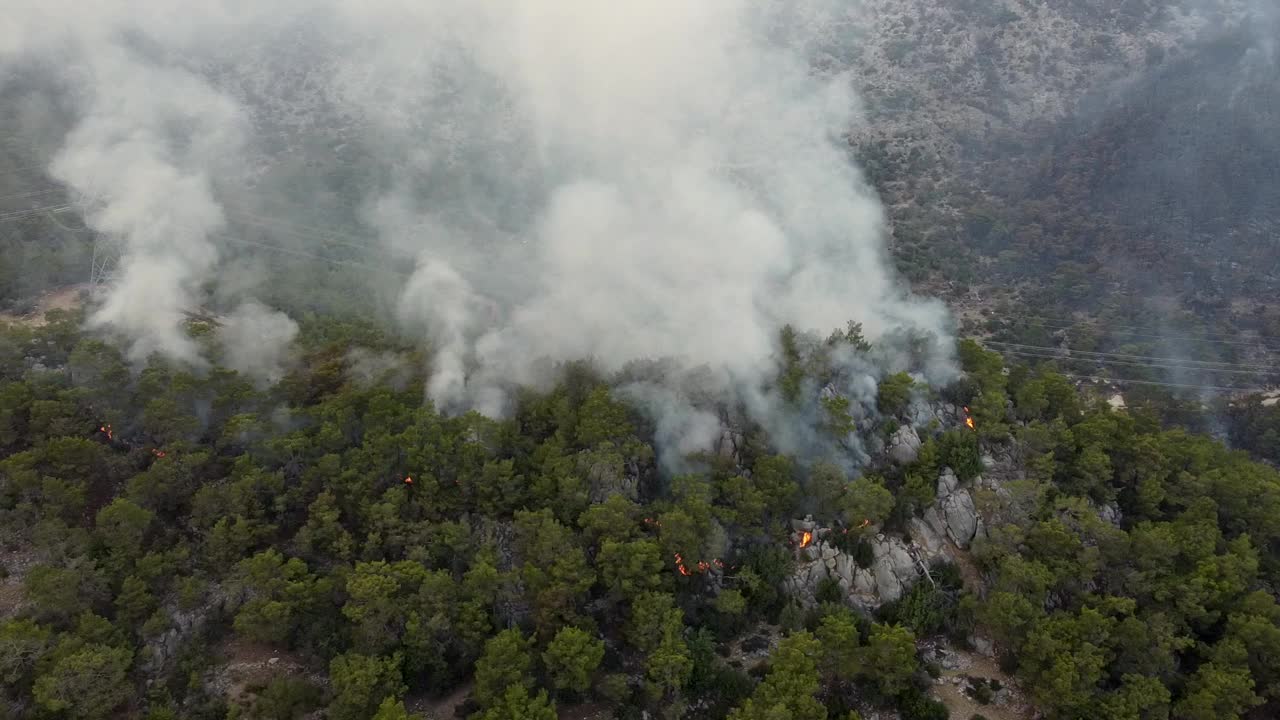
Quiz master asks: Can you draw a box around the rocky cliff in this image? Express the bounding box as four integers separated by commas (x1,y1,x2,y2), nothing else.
786,460,985,609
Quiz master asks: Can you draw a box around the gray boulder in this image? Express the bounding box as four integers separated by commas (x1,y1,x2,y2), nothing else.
909,516,948,561
579,450,639,502
887,424,922,465
869,535,921,603
1098,503,1123,527
834,553,857,593
941,488,979,547
938,467,960,495
784,561,829,605
930,467,980,549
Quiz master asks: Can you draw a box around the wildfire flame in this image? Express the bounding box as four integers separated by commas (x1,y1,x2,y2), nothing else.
962,406,976,431
799,531,813,548
673,552,722,576
99,424,113,440
150,449,166,458
858,518,871,529
674,553,692,576
404,476,413,485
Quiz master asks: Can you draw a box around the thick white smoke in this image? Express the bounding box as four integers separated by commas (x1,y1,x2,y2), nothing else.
217,300,300,385
2,1,956,463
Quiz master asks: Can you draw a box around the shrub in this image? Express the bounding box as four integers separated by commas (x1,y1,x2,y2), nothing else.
897,688,949,720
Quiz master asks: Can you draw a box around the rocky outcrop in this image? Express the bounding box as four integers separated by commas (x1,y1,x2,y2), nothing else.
786,462,992,610
714,426,745,466
579,450,640,503
784,526,925,609
867,535,922,603
1098,503,1123,527
910,402,962,430
925,467,980,549
142,604,207,677
887,424,922,465
909,515,948,562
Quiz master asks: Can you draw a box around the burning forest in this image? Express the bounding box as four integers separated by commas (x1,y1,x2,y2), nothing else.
2,3,1277,720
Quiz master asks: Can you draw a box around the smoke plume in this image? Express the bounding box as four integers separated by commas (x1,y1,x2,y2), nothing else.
1,1,956,464
217,300,300,385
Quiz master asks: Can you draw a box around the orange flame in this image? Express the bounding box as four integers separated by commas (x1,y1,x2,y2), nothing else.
674,553,692,576
673,553,720,576
858,518,871,529
965,417,976,431
150,449,166,458
99,424,113,440
404,476,413,485
799,531,813,548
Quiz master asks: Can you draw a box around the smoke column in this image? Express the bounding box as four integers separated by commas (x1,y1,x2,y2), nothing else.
1,1,955,460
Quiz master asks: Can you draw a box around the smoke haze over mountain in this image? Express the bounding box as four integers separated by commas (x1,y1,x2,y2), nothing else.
0,1,955,462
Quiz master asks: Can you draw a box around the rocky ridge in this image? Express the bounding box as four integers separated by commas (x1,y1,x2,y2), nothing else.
785,403,1024,609
786,460,984,609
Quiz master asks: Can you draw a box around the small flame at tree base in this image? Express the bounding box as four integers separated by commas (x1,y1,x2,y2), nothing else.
673,552,722,577
404,476,413,485
799,531,813,548
99,424,113,441
674,553,692,576
962,406,976,431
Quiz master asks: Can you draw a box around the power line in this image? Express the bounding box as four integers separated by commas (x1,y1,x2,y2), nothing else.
1059,373,1264,394
0,162,56,178
206,231,410,278
997,349,1278,377
1005,312,1272,341
983,341,1280,370
0,205,409,280
223,208,394,257
0,187,64,203
993,312,1280,349
0,203,75,221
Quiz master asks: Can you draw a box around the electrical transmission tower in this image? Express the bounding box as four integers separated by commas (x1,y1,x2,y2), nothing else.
58,193,118,296
88,232,119,291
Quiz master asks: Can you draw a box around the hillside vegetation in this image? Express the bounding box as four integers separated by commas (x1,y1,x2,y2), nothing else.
2,315,1278,720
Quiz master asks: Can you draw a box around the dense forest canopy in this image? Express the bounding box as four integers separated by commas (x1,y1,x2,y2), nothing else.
1,313,1279,720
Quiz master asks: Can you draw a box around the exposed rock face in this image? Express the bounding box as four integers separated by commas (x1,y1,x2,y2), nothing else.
911,402,961,430
785,532,924,609
868,535,922,603
909,515,948,562
715,427,744,465
927,466,980,549
941,489,979,547
970,634,996,659
579,451,639,503
143,595,218,678
784,424,999,610
887,424,922,465
940,467,959,494
1098,503,1123,527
